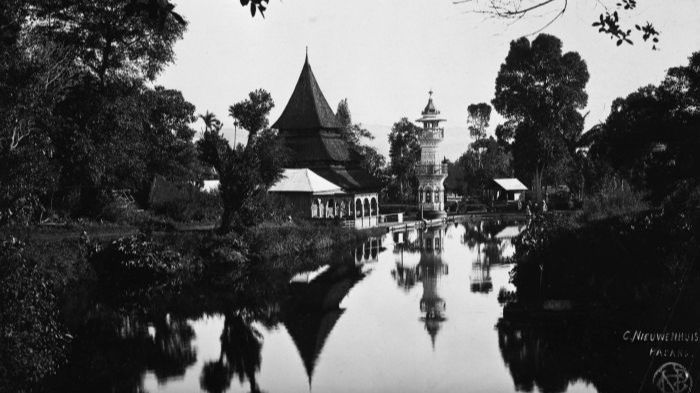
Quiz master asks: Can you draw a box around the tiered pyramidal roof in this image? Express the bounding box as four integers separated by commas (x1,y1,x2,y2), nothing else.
272,54,380,192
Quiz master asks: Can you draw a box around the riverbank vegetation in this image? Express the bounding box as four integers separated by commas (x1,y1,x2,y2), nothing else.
1,219,379,393
501,46,700,316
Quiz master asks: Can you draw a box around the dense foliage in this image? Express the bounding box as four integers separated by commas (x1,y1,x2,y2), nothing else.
89,234,189,285
0,0,203,223
511,211,700,309
590,51,700,206
448,137,512,198
197,90,285,232
493,34,589,201
0,237,70,393
336,99,387,179
386,118,422,202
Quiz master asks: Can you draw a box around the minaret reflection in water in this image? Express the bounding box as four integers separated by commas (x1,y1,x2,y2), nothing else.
392,226,448,347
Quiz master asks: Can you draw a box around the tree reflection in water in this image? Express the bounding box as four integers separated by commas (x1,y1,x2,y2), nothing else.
198,255,367,393
496,309,700,393
200,312,263,393
150,315,198,382
43,234,375,393
41,310,197,393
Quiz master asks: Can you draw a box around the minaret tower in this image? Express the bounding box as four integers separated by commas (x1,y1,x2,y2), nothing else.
416,91,448,219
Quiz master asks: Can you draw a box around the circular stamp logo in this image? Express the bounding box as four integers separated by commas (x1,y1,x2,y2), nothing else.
653,362,693,393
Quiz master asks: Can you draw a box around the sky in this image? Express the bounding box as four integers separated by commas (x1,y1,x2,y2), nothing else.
157,0,700,160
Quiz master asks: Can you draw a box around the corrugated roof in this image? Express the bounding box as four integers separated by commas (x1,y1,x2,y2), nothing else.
493,178,528,191
269,168,343,194
271,55,342,130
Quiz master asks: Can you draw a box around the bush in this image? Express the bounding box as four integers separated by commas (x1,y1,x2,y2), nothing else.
197,232,249,276
151,189,222,223
99,200,146,224
88,234,187,285
0,237,70,393
510,210,698,310
245,221,383,261
582,179,648,221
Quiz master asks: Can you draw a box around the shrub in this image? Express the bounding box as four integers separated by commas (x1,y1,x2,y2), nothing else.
0,237,70,393
99,200,146,224
245,221,383,261
151,189,222,223
198,232,249,276
582,179,648,221
510,210,698,309
88,234,186,285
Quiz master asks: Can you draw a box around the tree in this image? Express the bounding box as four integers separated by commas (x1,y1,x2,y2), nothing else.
336,98,374,145
335,98,385,179
492,34,589,201
138,86,204,200
32,0,187,84
0,38,78,222
1,238,70,393
452,137,512,198
0,0,194,220
467,103,492,141
200,111,223,134
590,51,700,204
229,89,274,146
198,89,285,232
387,118,422,202
453,0,660,49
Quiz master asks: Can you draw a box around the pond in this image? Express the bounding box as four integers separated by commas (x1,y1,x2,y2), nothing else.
43,220,699,393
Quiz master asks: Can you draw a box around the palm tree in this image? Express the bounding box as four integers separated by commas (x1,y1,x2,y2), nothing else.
199,111,223,135
227,106,240,147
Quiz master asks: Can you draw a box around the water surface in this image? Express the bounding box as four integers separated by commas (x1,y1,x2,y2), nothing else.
48,221,685,393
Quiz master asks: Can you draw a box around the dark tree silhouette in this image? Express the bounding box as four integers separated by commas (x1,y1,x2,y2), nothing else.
387,118,422,202
493,34,589,201
335,98,385,179
200,312,264,393
197,89,285,232
467,103,492,141
590,51,700,205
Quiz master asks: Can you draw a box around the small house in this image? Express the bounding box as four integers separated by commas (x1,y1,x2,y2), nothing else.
488,178,528,205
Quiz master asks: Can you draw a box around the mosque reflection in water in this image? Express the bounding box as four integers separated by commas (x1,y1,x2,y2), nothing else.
391,227,449,346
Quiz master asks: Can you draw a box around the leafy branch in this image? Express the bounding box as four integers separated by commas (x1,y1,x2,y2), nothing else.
453,0,660,49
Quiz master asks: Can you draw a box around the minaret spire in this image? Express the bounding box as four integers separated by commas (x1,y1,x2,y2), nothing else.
416,90,448,219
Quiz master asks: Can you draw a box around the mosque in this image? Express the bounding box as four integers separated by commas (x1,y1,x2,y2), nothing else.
270,54,382,228
270,53,450,225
